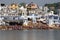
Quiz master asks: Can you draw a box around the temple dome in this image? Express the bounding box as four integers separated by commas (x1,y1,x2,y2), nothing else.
27,2,38,9
9,3,18,9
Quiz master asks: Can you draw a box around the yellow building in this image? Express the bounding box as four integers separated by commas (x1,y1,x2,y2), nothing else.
27,2,38,9
27,2,39,14
9,3,19,10
7,3,19,16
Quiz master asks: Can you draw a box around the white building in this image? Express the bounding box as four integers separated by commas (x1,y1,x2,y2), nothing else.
46,15,60,27
0,16,5,25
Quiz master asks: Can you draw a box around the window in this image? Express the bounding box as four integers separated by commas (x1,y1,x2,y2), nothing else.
4,17,7,19
34,14,37,16
13,17,15,20
29,13,32,16
54,16,58,19
49,16,53,19
59,17,60,20
41,16,44,19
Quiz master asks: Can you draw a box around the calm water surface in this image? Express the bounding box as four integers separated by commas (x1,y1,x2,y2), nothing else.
0,30,60,40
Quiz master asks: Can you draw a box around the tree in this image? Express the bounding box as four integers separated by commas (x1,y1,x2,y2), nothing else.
19,2,26,7
44,2,60,14
44,2,60,9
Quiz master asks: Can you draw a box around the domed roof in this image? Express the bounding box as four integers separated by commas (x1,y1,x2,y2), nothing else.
27,2,38,9
9,3,18,9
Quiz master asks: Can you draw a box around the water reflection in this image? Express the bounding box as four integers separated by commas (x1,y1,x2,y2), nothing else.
0,30,59,40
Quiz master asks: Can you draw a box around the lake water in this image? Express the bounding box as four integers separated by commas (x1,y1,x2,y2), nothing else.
0,30,60,40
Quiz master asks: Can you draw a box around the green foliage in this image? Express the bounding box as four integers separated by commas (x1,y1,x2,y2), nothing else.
45,2,60,9
45,4,56,8
44,2,60,14
19,2,26,7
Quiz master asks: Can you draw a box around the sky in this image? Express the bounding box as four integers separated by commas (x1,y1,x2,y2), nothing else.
0,0,60,6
